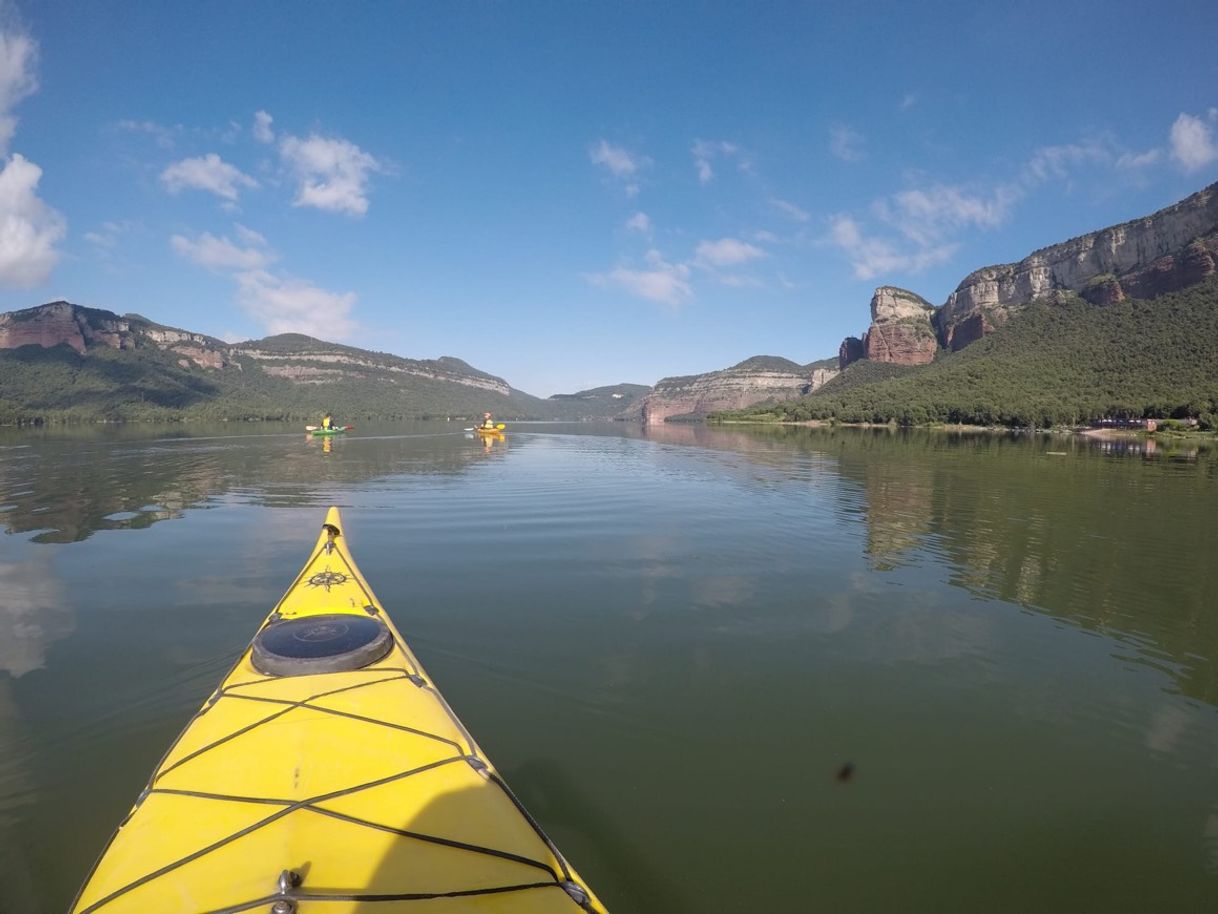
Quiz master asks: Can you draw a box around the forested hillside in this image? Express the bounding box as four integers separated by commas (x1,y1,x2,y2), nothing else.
718,281,1218,428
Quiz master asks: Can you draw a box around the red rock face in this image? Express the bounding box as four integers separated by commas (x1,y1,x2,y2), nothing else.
0,302,139,353
863,322,937,364
1122,239,1216,300
1080,279,1125,306
0,303,89,352
839,336,865,370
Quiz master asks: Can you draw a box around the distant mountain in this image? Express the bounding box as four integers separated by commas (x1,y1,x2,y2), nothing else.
642,355,838,424
721,181,1218,428
546,383,652,420
0,302,615,423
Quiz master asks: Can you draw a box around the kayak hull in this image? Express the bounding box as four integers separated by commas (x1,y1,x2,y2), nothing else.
72,507,606,914
308,428,345,436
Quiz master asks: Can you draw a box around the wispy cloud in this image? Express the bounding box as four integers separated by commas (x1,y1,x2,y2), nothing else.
279,132,381,216
693,237,767,268
829,214,957,281
829,124,865,162
770,198,810,222
252,110,274,144
171,229,274,271
625,211,652,234
0,31,38,155
114,119,179,149
691,139,742,185
588,249,692,306
900,92,918,111
876,183,1020,246
1169,110,1218,172
1115,148,1162,169
172,225,356,338
589,139,650,196
161,153,258,201
1022,140,1110,184
84,220,135,254
0,27,64,287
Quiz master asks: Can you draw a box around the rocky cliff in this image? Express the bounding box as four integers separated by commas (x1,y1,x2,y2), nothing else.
0,301,565,421
641,355,838,424
837,181,1218,365
0,301,234,368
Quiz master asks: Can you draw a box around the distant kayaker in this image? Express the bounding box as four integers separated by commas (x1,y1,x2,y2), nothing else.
479,412,496,430
322,412,334,430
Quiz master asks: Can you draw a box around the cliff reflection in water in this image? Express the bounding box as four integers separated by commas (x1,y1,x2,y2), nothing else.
0,422,511,544
648,424,1218,707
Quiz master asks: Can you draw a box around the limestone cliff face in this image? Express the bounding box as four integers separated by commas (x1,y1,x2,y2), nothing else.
641,356,838,424
939,182,1218,348
0,301,233,368
860,287,937,365
0,301,136,353
836,181,1218,364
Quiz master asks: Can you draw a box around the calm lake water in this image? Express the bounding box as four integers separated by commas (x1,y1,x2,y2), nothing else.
1,421,1216,912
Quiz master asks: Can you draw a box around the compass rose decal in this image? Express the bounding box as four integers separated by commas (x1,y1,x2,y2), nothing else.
307,569,348,591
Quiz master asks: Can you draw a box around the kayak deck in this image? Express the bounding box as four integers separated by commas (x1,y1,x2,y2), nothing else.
72,508,606,913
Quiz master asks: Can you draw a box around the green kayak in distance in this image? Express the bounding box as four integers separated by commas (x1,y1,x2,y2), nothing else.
306,425,350,436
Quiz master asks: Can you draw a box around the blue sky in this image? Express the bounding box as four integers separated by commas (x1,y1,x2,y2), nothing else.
1,0,1216,395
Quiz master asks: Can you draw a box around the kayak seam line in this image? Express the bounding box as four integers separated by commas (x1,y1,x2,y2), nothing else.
222,689,465,751
75,755,467,914
139,789,559,878
152,672,467,785
153,672,433,782
199,881,562,913
302,804,561,878
485,770,574,883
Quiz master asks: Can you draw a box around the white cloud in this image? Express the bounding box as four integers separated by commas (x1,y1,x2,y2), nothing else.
829,214,957,281
770,198,810,222
0,31,37,155
900,92,918,111
690,139,740,185
625,211,651,234
829,124,865,162
1115,148,1163,169
171,230,274,271
233,223,267,247
115,119,179,149
172,225,357,338
590,140,650,196
875,183,1020,246
694,237,767,268
1023,140,1110,184
0,153,66,286
160,153,258,201
84,220,133,250
590,139,645,178
235,269,356,339
717,274,764,289
0,28,64,287
1169,111,1218,172
252,110,274,144
279,133,380,216
589,249,692,306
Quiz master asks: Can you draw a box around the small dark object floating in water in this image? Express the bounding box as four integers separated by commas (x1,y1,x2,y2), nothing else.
836,761,855,783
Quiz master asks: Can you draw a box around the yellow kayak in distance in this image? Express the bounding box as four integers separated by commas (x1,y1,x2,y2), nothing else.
72,507,608,914
474,425,505,438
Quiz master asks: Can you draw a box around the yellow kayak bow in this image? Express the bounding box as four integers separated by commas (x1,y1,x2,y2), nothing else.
72,507,608,914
